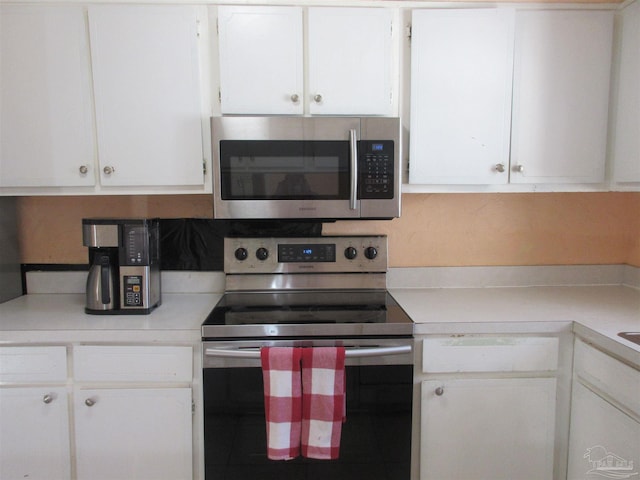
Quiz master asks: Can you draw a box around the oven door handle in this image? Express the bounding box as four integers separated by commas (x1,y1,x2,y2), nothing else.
204,345,411,359
349,128,358,210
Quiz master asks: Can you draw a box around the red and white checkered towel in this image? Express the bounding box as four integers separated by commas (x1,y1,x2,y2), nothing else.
260,347,303,461
260,346,347,461
301,346,346,460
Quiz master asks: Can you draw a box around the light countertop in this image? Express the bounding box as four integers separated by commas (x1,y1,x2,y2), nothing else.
0,293,221,344
0,283,638,365
389,285,640,366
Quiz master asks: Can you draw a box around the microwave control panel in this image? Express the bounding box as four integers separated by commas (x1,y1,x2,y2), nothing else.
358,140,394,199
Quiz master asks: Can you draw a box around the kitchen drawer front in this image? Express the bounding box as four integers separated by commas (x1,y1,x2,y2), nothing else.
0,346,67,383
73,346,192,383
573,339,640,417
423,336,559,373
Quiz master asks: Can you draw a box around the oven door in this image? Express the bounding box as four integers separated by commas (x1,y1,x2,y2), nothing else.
212,116,361,220
202,338,413,480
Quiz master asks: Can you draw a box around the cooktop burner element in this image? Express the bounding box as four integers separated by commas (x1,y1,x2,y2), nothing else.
201,236,413,339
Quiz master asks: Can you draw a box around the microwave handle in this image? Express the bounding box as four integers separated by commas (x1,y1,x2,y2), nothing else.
349,128,358,210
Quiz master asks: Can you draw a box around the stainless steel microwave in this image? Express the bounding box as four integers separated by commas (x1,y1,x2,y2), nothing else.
211,116,401,220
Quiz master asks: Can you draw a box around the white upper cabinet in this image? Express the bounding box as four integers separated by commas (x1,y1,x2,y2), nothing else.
409,8,614,188
218,6,303,115
612,0,640,187
217,6,394,116
88,5,204,187
409,8,515,184
0,6,96,188
510,10,614,184
308,8,393,116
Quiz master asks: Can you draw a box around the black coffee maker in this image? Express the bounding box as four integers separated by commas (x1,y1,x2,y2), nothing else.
82,218,161,314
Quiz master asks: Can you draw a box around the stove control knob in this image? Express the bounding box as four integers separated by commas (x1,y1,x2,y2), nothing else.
234,247,248,261
344,246,358,260
256,247,269,261
364,246,378,260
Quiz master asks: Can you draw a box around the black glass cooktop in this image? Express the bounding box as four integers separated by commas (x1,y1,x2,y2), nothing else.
201,290,413,339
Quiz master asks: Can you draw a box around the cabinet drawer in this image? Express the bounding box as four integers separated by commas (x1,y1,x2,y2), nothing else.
73,346,192,383
573,339,640,417
0,346,67,383
423,336,559,373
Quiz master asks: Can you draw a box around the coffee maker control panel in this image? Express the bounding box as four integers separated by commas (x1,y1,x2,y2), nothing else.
123,275,144,307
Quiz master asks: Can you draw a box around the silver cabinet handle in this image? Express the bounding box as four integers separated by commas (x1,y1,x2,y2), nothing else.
313,94,323,103
43,394,54,404
205,345,411,359
103,166,114,175
513,165,524,173
290,93,299,103
85,398,96,407
79,165,89,175
495,163,505,173
435,386,444,396
349,128,358,210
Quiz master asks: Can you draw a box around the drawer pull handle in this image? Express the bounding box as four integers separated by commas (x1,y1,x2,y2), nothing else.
435,386,444,396
85,398,96,407
43,394,54,404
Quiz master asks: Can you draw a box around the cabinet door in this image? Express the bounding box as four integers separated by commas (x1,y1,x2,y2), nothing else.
409,9,514,184
308,8,393,116
613,0,640,185
218,6,303,115
567,382,640,479
420,378,556,480
74,388,192,480
0,387,70,479
88,5,204,187
511,10,614,184
0,6,95,187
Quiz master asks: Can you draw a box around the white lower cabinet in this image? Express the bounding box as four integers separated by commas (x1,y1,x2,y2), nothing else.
417,335,564,480
420,378,556,480
0,346,70,480
567,382,640,479
0,344,194,480
0,387,71,480
74,388,192,480
567,340,640,479
72,345,194,480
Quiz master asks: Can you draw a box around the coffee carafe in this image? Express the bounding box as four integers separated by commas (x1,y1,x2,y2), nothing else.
82,218,161,315
86,248,118,311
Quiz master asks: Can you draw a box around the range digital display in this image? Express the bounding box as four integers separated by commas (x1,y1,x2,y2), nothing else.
278,243,336,263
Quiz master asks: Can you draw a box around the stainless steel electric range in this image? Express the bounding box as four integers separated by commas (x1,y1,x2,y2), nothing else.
201,235,414,480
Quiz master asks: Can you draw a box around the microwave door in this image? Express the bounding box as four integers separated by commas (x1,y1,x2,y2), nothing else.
215,137,360,220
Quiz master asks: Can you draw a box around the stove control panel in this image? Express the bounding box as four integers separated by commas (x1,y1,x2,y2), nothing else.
225,236,387,274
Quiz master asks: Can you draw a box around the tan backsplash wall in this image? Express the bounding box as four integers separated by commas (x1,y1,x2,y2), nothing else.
17,192,640,267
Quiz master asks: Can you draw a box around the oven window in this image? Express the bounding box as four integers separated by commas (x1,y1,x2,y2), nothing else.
219,140,350,200
203,365,412,480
